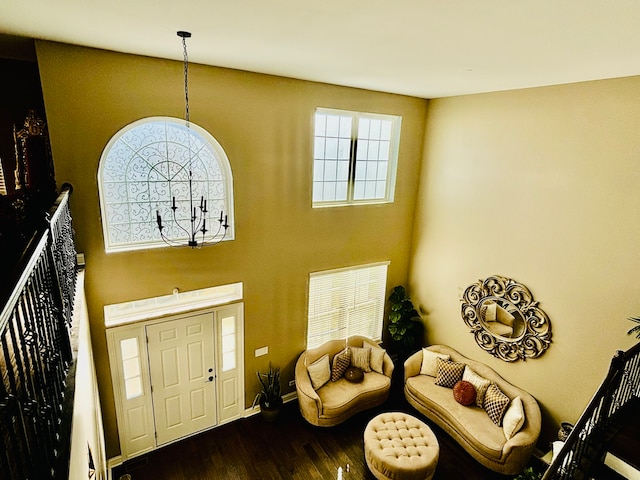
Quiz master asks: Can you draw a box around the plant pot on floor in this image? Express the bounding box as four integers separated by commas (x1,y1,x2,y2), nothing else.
259,397,283,422
254,362,283,422
387,285,424,362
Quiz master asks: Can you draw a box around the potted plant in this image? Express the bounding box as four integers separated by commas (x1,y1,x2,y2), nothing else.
513,467,542,480
387,285,423,361
253,362,283,422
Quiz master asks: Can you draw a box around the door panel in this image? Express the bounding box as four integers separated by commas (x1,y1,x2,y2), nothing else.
216,305,243,422
147,313,217,445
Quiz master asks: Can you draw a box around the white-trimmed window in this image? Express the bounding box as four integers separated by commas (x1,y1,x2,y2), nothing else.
312,108,401,207
306,262,389,349
98,117,234,253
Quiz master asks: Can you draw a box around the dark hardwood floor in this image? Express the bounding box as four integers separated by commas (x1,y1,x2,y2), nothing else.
112,376,522,480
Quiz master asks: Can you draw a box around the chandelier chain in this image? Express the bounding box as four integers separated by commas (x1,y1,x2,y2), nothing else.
154,30,229,248
182,35,190,128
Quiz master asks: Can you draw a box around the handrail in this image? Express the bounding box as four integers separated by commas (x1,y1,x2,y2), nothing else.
541,341,640,480
0,186,78,479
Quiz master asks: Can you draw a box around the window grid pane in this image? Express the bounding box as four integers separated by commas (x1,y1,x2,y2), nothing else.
313,109,400,207
307,263,388,349
312,112,352,203
354,116,393,201
120,338,143,400
221,315,236,372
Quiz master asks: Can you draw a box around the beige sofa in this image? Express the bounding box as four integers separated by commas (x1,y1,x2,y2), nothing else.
295,336,394,427
404,345,541,475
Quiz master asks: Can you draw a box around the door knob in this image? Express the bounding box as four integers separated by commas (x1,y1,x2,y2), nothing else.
208,376,214,382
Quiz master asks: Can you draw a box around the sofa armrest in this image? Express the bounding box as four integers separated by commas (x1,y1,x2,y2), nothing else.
382,352,395,378
503,395,542,454
295,352,322,418
404,350,422,381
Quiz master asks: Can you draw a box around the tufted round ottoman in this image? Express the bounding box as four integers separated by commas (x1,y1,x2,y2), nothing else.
364,412,439,480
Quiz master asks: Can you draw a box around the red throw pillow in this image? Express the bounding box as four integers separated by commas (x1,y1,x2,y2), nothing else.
453,380,477,406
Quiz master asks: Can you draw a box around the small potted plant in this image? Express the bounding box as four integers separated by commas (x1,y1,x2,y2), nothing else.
387,285,423,361
513,467,542,480
253,362,283,421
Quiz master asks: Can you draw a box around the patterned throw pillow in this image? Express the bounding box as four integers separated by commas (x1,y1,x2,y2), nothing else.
453,380,477,406
484,383,511,425
364,340,386,374
307,354,331,390
331,347,351,381
350,347,372,372
462,366,492,407
434,358,466,388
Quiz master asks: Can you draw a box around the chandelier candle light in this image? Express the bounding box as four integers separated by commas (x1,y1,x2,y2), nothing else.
155,30,229,248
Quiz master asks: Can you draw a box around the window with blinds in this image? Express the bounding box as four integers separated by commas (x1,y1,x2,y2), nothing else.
306,262,389,349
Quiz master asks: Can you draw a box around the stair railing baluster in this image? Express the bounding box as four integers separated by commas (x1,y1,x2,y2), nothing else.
0,187,76,479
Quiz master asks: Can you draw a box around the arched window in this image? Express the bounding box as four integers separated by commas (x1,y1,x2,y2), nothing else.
98,117,234,252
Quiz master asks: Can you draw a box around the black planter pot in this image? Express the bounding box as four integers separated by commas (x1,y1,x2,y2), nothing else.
260,398,283,422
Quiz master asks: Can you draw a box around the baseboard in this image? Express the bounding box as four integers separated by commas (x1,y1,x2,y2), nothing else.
107,456,123,480
244,391,297,417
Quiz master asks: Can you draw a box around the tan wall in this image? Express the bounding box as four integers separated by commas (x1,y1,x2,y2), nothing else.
410,77,640,444
35,41,427,459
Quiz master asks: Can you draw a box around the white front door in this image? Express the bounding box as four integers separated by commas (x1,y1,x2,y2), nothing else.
146,312,217,445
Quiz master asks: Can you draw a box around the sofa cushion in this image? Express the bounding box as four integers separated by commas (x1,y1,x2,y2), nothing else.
463,366,492,408
484,383,510,426
364,340,386,374
435,358,465,388
503,396,525,439
420,348,451,376
453,380,477,406
318,372,391,418
405,375,506,459
308,354,331,390
351,346,372,372
331,347,351,382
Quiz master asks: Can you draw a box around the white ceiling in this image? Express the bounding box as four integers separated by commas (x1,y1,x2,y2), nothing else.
1,0,640,99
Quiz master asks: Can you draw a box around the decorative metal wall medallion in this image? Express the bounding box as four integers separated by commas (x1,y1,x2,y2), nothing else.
461,275,552,362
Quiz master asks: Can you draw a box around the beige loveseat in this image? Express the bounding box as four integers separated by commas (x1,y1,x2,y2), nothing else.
404,345,541,475
295,336,394,427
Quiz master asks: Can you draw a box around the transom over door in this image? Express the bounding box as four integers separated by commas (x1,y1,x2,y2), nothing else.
146,312,217,445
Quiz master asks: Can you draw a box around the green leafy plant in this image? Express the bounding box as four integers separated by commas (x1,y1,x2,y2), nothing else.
254,362,282,409
627,316,640,339
513,467,543,480
387,285,422,356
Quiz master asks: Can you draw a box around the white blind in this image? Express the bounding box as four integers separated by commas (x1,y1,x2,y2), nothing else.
307,262,389,349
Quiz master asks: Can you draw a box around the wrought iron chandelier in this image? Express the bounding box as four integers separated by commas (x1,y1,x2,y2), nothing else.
155,30,229,248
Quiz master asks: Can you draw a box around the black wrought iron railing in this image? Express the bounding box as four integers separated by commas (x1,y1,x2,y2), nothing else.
0,186,77,480
541,341,640,480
